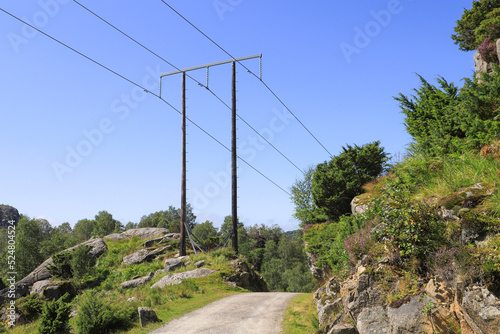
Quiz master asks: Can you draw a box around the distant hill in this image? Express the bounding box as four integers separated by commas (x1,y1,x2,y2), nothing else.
0,205,19,228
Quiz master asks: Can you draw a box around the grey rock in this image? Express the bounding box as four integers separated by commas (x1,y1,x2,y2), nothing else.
327,323,356,334
123,228,169,240
141,237,166,248
138,307,159,327
356,306,390,334
30,280,76,301
386,296,430,333
475,50,495,78
194,260,205,268
127,297,139,303
103,233,129,241
122,246,168,265
151,268,216,289
164,258,184,272
462,286,500,333
0,205,19,228
351,195,370,215
121,272,154,289
306,251,327,281
226,260,268,292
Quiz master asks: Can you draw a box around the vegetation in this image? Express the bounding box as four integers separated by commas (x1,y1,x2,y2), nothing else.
452,0,500,51
395,69,500,156
37,294,71,334
280,293,319,334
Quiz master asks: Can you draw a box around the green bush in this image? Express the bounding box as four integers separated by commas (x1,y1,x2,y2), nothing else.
17,294,45,323
48,245,95,280
370,178,446,260
37,294,71,334
395,70,500,156
75,291,134,334
304,215,366,277
312,141,388,221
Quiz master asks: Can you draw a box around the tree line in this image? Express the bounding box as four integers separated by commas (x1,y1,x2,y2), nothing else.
0,207,316,293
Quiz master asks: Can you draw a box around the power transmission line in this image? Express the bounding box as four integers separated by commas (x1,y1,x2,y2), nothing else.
159,0,334,159
0,6,291,197
73,0,305,175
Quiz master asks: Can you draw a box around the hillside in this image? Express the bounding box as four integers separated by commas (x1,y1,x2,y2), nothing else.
0,228,269,333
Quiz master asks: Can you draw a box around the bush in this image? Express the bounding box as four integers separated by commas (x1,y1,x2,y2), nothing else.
48,245,95,281
370,179,446,261
304,215,366,277
75,291,134,334
312,141,388,221
17,294,45,323
37,294,71,334
395,70,500,156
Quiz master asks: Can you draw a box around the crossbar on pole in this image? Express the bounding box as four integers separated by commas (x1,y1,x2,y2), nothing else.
160,54,262,78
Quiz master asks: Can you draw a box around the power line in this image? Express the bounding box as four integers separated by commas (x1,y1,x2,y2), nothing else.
0,6,291,197
159,0,334,159
73,0,304,175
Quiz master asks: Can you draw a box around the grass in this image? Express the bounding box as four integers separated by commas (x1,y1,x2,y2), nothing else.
280,293,318,334
6,241,246,334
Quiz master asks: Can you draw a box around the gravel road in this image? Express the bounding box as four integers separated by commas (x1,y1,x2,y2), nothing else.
149,292,301,334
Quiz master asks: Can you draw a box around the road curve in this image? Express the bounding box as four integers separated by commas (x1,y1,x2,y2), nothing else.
149,292,300,334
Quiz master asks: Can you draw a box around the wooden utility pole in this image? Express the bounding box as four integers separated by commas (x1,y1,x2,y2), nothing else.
231,61,238,253
159,54,261,256
180,71,187,256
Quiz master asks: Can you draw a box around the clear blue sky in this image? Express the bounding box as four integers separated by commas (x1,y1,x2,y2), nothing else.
1,0,474,231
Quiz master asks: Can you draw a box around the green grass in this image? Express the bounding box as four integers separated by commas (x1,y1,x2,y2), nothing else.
280,293,318,334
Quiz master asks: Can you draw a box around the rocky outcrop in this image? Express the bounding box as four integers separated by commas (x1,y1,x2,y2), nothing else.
122,246,169,265
0,238,107,303
122,228,169,239
141,233,180,248
314,254,500,334
0,205,19,228
121,272,154,289
461,285,500,333
224,260,268,292
306,251,328,282
30,280,76,301
138,307,160,327
103,233,129,241
151,268,216,289
18,238,107,286
475,50,495,77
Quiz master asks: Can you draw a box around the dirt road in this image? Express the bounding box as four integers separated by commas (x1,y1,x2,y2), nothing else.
149,292,300,334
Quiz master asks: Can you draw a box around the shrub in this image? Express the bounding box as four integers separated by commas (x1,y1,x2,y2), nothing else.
75,291,134,334
370,178,446,260
17,294,45,323
478,37,498,62
345,222,374,265
48,245,95,281
71,245,96,280
304,215,366,277
37,293,71,334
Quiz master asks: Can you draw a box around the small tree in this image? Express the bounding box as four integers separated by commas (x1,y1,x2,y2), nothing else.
290,166,327,228
312,142,388,221
452,0,500,51
38,294,71,334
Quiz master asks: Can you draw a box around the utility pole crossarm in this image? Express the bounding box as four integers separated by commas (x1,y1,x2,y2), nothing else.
160,54,262,78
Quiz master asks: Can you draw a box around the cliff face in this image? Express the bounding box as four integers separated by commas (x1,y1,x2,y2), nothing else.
0,205,19,228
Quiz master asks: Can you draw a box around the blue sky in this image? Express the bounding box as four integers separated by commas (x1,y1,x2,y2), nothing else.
1,0,475,231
